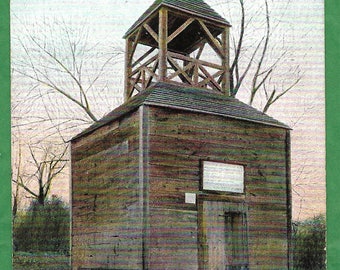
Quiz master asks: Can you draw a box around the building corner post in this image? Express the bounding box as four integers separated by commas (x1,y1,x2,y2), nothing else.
286,130,293,268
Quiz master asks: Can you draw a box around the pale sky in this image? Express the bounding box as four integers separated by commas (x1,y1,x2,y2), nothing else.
11,0,325,220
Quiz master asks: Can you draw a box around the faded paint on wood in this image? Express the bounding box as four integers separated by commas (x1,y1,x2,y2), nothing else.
146,105,290,268
199,200,248,269
71,110,142,269
72,110,139,162
148,208,198,269
139,106,151,269
72,103,290,269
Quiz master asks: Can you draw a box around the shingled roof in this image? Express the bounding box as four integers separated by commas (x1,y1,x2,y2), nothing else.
72,83,289,140
124,0,230,38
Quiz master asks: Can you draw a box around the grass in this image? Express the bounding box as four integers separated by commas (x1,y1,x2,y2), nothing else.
13,252,70,270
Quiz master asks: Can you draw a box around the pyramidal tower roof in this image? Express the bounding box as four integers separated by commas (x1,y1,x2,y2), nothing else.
124,0,230,38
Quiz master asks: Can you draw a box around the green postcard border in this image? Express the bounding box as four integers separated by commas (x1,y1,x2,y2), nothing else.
0,0,337,268
325,0,340,269
0,0,12,268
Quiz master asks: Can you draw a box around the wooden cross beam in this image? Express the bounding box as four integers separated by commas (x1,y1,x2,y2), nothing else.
132,47,156,68
143,23,159,43
198,20,223,57
131,54,158,76
199,65,223,91
167,18,195,43
167,56,193,84
168,61,195,81
125,73,138,99
168,51,224,70
145,59,159,88
198,69,224,90
128,28,143,64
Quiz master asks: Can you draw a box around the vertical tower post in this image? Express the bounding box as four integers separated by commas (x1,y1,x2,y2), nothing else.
125,36,133,101
221,27,230,96
158,8,168,81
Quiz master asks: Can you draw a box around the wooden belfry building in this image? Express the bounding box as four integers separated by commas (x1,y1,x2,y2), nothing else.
71,0,292,269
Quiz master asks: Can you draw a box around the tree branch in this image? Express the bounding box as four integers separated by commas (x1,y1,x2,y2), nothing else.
262,76,301,113
230,0,245,94
249,0,270,106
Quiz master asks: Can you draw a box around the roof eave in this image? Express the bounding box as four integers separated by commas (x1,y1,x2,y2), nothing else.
123,3,231,39
71,97,290,142
143,101,291,130
71,105,141,142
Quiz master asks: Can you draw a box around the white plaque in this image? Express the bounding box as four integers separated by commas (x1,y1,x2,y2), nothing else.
185,193,196,204
203,161,244,193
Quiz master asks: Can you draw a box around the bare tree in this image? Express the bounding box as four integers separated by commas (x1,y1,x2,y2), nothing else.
12,18,124,139
11,109,31,219
12,141,23,220
13,144,68,206
11,17,124,207
228,0,302,113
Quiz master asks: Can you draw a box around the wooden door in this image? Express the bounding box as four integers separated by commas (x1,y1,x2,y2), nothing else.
199,200,248,270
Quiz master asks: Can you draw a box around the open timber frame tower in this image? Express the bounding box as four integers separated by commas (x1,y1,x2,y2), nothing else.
124,0,231,101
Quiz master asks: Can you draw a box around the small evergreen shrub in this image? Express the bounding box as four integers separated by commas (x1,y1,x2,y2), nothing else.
293,214,326,270
13,196,70,254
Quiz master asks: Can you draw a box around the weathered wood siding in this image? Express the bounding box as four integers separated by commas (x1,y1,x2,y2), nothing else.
71,103,290,269
148,209,198,269
147,105,290,269
71,110,142,269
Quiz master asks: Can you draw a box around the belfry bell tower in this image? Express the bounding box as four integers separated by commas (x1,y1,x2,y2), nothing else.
123,0,231,100
71,1,292,269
